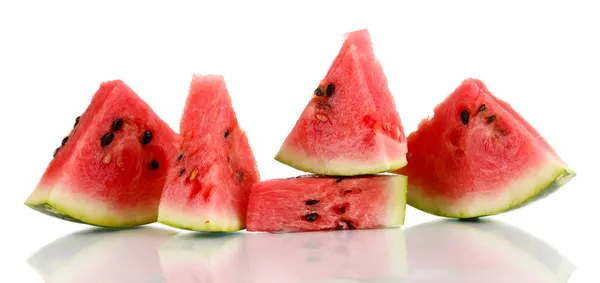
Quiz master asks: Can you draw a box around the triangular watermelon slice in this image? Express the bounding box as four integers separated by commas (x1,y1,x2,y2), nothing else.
157,74,260,232
275,29,408,176
24,80,180,227
395,78,576,218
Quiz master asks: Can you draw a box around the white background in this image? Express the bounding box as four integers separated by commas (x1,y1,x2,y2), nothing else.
1,0,599,282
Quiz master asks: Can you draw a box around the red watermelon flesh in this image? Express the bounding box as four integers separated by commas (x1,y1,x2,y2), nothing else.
25,80,179,227
275,29,407,176
158,74,260,232
395,78,575,218
244,229,407,282
246,174,407,232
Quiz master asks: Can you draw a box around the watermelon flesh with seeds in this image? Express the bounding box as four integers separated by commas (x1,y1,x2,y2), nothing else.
24,80,179,227
158,74,260,232
275,29,407,176
246,174,407,232
395,78,576,218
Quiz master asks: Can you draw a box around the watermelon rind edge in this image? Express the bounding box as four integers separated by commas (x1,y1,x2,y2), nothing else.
274,147,408,176
157,208,244,233
407,161,576,219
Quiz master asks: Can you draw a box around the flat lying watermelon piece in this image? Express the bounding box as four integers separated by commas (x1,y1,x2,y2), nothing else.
395,78,576,218
158,74,260,232
275,29,407,176
25,80,179,227
246,174,407,232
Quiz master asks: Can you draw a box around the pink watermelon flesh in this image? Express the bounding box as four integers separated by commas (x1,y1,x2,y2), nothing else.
275,29,407,176
405,220,575,282
246,174,407,232
395,78,575,218
158,74,260,232
25,80,179,227
244,229,407,282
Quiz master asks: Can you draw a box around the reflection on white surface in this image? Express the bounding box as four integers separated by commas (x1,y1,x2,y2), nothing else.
404,220,576,283
27,220,575,283
27,227,176,283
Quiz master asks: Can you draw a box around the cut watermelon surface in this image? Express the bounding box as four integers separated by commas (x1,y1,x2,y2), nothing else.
25,80,179,227
395,78,575,218
158,75,260,232
275,29,407,176
246,174,407,232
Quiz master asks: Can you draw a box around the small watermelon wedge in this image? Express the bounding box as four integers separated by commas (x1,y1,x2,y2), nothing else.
25,80,179,227
158,74,260,232
275,29,407,176
395,78,576,218
246,174,407,232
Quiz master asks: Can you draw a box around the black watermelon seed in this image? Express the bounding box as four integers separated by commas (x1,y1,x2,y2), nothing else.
224,130,230,139
237,171,245,181
326,83,335,97
314,88,324,97
335,178,343,183
61,136,69,146
487,115,497,123
305,200,319,205
460,110,470,125
74,116,80,127
479,104,487,112
101,132,114,146
111,119,124,131
344,189,352,194
141,130,152,145
149,160,159,170
342,219,356,229
53,147,59,158
177,154,183,162
305,213,319,222
179,169,186,176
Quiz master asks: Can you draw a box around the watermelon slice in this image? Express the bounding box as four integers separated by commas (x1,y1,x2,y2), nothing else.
405,220,576,282
27,227,176,282
275,29,407,176
158,74,260,232
24,80,179,227
246,174,407,232
395,78,576,218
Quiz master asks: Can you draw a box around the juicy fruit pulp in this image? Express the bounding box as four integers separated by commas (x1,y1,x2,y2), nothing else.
158,74,260,232
275,29,407,176
246,174,407,232
395,78,575,218
25,80,179,227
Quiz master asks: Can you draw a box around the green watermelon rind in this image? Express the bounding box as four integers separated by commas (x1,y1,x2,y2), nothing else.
24,186,157,227
275,147,408,177
387,174,409,226
407,161,576,219
157,208,244,232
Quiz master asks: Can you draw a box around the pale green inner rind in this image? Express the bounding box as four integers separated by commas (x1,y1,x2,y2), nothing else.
407,159,576,218
157,207,243,232
386,174,408,226
275,146,407,176
24,185,157,227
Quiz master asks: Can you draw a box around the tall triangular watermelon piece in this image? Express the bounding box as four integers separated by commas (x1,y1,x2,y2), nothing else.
25,80,180,227
158,74,260,232
275,29,407,176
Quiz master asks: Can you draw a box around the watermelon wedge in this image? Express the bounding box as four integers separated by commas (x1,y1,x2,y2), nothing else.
158,74,260,232
25,80,179,227
395,78,576,218
275,29,407,176
246,174,407,232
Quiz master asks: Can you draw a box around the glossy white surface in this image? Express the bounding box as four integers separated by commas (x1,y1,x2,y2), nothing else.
1,1,599,282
